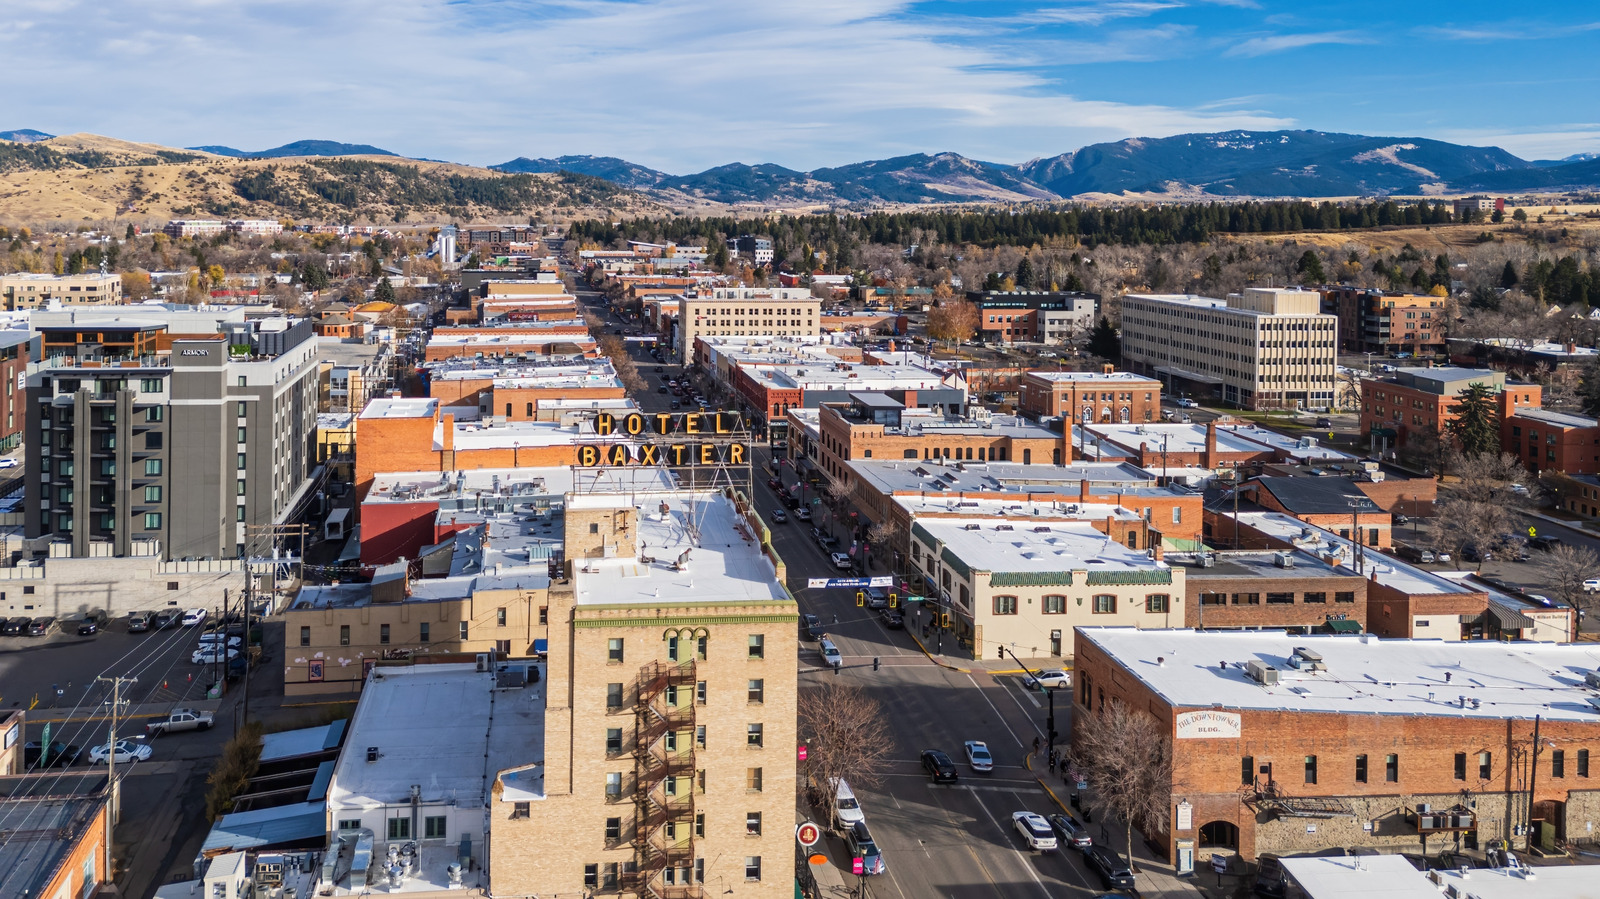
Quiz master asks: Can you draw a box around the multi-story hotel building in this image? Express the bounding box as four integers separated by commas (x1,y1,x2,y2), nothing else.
1121,288,1338,411
677,289,819,360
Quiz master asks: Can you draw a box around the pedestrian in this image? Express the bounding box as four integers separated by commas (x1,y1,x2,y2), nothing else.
1032,736,1041,756
832,613,839,625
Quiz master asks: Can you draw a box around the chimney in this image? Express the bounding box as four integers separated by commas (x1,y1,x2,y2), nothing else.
1204,421,1218,469
1080,479,1091,503
1103,364,1114,375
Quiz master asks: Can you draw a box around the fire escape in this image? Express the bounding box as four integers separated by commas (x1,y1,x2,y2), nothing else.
626,661,702,899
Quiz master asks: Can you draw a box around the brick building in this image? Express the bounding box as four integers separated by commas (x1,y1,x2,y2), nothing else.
1239,476,1393,549
1181,550,1367,632
1360,367,1538,450
676,288,819,359
1073,628,1600,866
1501,407,1600,476
792,403,1066,489
0,773,111,899
965,290,1100,345
1320,287,1447,356
1017,369,1162,423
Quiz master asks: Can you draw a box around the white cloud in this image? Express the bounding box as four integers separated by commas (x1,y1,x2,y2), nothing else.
1418,20,1600,42
1023,2,1183,26
1223,30,1371,58
1433,127,1600,162
0,0,1294,171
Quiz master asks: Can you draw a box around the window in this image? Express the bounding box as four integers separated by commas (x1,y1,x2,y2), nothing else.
496,607,507,627
607,683,624,709
606,728,623,755
238,402,247,417
606,771,622,800
141,378,162,393
993,595,1018,615
667,635,680,661
1355,754,1368,783
338,818,362,831
747,724,763,748
380,624,390,645
602,863,619,890
1145,594,1169,613
1303,591,1326,604
1035,594,1065,614
1241,755,1254,786
608,638,624,663
1580,750,1590,778
748,679,764,704
388,817,411,840
1233,592,1260,605
1385,753,1398,783
143,485,161,503
539,606,547,625
744,857,761,882
584,865,598,888
1335,591,1355,603
237,427,247,443
1453,753,1466,781
746,812,762,835
696,725,707,749
299,626,310,647
425,816,446,839
145,406,163,423
748,634,764,659
695,813,705,837
696,681,707,704
697,635,708,659
747,767,762,791
340,625,350,646
1553,750,1566,779
1266,592,1294,605
605,817,621,842
1200,592,1227,606
145,459,161,476
1480,751,1493,780
1172,505,1182,524
1304,755,1317,784
1092,594,1116,614
419,622,430,643
236,452,246,470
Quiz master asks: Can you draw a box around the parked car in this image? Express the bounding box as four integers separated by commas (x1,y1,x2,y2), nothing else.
830,552,853,570
782,493,800,509
1176,398,1198,408
1314,417,1333,428
126,611,152,633
819,638,842,669
146,708,215,735
1012,812,1057,851
1047,812,1092,850
795,507,812,521
181,608,207,627
844,820,886,875
76,610,108,636
1022,669,1071,690
1584,578,1600,594
769,508,787,524
657,386,668,394
1462,544,1493,563
834,779,865,830
196,633,243,648
152,610,180,630
963,740,994,773
1,616,28,636
24,741,81,768
1531,535,1562,551
921,749,958,783
767,477,782,490
191,646,240,665
877,608,904,629
1084,846,1136,890
1433,549,1452,563
801,614,824,640
89,739,152,765
26,617,55,636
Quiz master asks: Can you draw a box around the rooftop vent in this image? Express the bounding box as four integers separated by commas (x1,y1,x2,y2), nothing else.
1585,671,1600,691
1274,552,1296,569
1245,661,1280,686
963,523,981,531
1289,647,1326,671
367,746,380,763
995,524,1014,531
1033,526,1052,533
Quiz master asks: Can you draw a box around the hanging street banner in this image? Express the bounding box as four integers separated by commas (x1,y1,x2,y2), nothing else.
807,576,894,589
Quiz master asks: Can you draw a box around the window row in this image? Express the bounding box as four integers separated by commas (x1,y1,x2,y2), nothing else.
606,633,769,664
606,724,766,755
992,594,1169,615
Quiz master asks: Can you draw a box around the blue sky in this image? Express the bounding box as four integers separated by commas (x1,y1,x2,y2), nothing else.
3,0,1597,172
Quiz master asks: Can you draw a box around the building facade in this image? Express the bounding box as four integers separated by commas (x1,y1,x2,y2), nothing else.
1501,408,1600,476
1359,367,1538,450
1121,288,1338,410
1320,287,1447,356
0,272,124,311
677,290,819,360
1018,369,1162,422
966,291,1100,345
25,319,319,560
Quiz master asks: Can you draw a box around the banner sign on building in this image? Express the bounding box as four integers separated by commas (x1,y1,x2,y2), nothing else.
1175,710,1241,739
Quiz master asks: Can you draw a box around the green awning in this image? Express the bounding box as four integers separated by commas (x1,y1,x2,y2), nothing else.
1321,619,1362,633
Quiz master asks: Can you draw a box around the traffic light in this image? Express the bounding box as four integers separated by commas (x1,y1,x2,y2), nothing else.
873,657,880,671
889,593,898,608
856,591,865,607
940,613,951,628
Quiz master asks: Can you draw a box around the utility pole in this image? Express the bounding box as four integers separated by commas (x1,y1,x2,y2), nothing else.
95,674,137,882
1001,646,1056,748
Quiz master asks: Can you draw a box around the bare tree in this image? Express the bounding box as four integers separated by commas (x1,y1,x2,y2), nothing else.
798,685,894,817
598,334,646,394
1547,544,1600,620
822,479,853,539
1073,699,1173,867
1434,450,1538,562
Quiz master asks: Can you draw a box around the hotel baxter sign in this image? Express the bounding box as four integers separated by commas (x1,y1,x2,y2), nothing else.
579,411,749,467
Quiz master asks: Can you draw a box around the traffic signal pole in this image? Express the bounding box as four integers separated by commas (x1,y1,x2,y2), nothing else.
1001,647,1056,748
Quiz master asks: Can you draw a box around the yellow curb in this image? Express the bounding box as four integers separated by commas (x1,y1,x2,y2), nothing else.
908,630,970,673
1023,744,1073,814
27,711,166,724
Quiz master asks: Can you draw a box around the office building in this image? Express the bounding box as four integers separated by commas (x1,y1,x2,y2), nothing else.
965,290,1100,345
1121,288,1338,410
0,272,124,310
1320,287,1446,356
677,289,819,360
1359,367,1537,451
732,235,773,265
25,317,319,560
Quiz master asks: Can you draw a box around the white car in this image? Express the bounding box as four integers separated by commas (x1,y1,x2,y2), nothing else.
1013,812,1057,851
192,646,240,665
819,639,842,669
1584,578,1600,593
1023,669,1072,690
830,552,852,570
834,779,866,829
196,633,242,647
0,458,17,469
181,608,207,627
89,739,152,764
1176,398,1198,408
963,740,994,773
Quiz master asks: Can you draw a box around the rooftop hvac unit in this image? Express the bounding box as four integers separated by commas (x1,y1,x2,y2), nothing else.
1585,671,1600,690
1246,660,1280,686
1200,554,1216,568
1274,552,1296,569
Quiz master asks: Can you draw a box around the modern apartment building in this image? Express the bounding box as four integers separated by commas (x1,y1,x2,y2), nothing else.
732,235,773,265
24,317,320,560
0,272,124,311
1121,288,1338,411
677,289,819,360
162,220,228,238
965,290,1100,345
1320,287,1446,356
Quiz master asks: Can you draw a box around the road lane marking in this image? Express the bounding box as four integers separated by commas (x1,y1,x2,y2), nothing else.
968,673,1031,750
969,792,1056,899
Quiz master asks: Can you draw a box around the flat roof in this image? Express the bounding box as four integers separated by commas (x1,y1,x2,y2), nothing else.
1079,627,1600,722
1229,511,1472,596
881,408,1057,439
915,517,1167,575
260,721,347,762
1514,408,1598,429
366,466,674,505
1433,864,1600,898
330,662,546,810
360,397,437,419
1225,426,1356,461
572,491,790,607
0,778,108,899
1179,550,1356,581
846,459,1155,497
1025,370,1159,383
449,418,597,450
1087,422,1266,455
1278,856,1438,899
897,496,1141,523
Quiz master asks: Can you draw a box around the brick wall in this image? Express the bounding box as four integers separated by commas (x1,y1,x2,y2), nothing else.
1186,570,1367,629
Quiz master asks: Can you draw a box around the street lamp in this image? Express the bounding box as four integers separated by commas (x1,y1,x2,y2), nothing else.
1001,646,1057,748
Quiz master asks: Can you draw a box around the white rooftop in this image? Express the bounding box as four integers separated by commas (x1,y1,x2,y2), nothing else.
1515,407,1598,429
572,491,790,607
766,363,947,392
1087,422,1265,455
846,459,1155,497
1079,627,1600,723
1277,856,1439,899
915,517,1167,575
427,361,616,383
1223,424,1357,461
897,496,1141,523
1433,864,1600,899
447,418,599,450
1026,370,1159,383
426,331,591,347
330,662,545,811
361,397,437,419
1230,511,1472,596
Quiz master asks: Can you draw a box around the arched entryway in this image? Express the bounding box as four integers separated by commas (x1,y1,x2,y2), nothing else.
1199,820,1239,850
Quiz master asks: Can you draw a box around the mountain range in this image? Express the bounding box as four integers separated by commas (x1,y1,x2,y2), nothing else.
4,127,1600,205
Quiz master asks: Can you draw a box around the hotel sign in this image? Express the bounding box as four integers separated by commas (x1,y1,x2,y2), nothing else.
1175,710,1241,739
579,411,749,467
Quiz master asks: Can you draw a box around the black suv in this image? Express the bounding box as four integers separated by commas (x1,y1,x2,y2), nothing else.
1084,846,1135,889
921,749,958,783
1,616,27,636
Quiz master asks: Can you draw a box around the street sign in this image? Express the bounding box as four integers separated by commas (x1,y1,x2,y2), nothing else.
1528,526,1537,537
796,821,821,848
852,857,864,875
798,744,808,762
807,576,895,589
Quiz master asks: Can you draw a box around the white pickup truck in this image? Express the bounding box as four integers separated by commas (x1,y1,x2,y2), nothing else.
146,708,215,735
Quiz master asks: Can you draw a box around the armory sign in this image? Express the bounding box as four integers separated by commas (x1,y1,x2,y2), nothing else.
1175,710,1241,739
579,411,749,467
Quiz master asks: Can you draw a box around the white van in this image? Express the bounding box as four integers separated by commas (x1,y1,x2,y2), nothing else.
834,779,865,829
